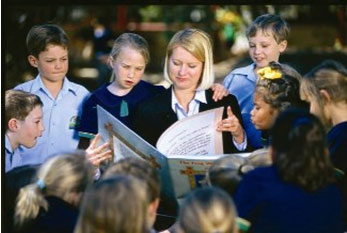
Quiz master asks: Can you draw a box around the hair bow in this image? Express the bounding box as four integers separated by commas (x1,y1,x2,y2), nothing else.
257,66,282,80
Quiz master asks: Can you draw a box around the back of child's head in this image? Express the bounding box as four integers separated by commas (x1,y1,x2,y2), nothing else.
206,155,247,197
178,187,238,233
26,23,69,58
14,152,94,227
75,175,150,233
246,14,289,44
5,90,43,130
255,61,306,113
102,157,160,202
270,108,336,192
109,32,150,64
301,59,347,108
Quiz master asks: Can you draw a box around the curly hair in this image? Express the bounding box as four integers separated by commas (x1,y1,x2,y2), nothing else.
255,62,306,113
270,109,336,192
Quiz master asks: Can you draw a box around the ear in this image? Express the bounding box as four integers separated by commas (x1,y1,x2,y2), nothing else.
108,56,115,68
319,89,331,104
148,198,160,215
8,118,19,132
279,40,287,53
28,55,39,68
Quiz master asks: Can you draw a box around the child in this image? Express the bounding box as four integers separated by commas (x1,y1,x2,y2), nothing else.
223,14,289,149
300,59,347,229
74,175,150,233
14,152,94,233
250,62,306,146
5,90,44,172
176,187,239,233
14,23,90,165
78,32,228,149
234,109,343,233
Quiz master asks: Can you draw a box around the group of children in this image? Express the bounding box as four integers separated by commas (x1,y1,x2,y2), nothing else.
4,12,347,233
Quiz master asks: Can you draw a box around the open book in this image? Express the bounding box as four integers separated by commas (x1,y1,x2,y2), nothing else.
97,105,250,200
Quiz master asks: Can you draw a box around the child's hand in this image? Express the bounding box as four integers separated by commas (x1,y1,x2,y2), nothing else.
211,83,228,102
217,106,245,143
85,134,113,167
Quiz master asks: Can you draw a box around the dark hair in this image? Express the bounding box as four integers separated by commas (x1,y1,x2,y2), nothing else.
26,23,69,58
247,14,289,43
270,108,336,191
255,62,307,113
102,157,160,202
5,90,43,130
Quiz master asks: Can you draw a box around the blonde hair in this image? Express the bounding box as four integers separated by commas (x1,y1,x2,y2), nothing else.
178,187,238,233
163,28,214,90
14,152,94,227
74,175,150,233
109,33,149,82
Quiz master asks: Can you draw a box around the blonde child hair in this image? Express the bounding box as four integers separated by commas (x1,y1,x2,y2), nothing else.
163,28,215,90
109,32,150,82
74,175,150,233
300,59,347,128
14,152,94,227
178,187,238,233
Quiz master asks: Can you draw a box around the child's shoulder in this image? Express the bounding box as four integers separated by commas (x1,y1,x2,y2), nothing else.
65,79,90,96
229,64,255,76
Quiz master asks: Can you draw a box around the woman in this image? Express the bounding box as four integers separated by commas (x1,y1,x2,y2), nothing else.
134,28,247,153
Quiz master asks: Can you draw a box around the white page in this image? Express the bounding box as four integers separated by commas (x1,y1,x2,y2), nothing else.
156,107,224,156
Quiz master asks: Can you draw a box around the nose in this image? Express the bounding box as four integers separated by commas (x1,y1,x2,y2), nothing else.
40,122,45,135
250,108,255,117
254,46,261,55
128,68,135,78
55,61,63,69
178,65,187,76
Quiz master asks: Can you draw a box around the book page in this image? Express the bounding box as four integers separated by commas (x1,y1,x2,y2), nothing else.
156,107,224,156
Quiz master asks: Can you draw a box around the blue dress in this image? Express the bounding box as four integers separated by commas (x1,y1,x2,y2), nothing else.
79,80,165,137
234,166,343,233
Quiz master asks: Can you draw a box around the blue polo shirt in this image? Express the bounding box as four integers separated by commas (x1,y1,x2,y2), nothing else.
5,135,23,173
223,64,262,149
14,75,90,165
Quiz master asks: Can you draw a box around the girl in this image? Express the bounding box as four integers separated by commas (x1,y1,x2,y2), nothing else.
14,152,94,233
78,33,228,149
250,61,307,146
234,109,343,233
74,175,150,233
134,28,247,153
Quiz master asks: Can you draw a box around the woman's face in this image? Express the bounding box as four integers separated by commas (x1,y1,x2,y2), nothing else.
168,46,203,92
251,92,278,130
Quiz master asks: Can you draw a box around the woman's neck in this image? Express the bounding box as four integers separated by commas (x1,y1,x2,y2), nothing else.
328,101,347,126
173,87,195,112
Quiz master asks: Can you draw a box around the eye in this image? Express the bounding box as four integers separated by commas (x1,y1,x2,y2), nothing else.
188,65,197,69
249,44,255,48
136,67,144,71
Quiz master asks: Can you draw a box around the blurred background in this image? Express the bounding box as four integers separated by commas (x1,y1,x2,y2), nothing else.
4,5,347,91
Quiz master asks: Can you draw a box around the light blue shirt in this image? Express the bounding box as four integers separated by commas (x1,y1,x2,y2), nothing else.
14,75,90,165
5,135,23,172
171,89,247,151
223,63,262,149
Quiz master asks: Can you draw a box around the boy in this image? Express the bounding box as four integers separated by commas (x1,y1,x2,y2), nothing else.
5,90,44,172
14,24,90,165
223,14,289,149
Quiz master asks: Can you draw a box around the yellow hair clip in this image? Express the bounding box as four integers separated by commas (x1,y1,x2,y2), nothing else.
257,66,282,80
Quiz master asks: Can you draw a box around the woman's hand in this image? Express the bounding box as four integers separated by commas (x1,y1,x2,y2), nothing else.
211,83,229,102
217,106,245,143
85,134,113,167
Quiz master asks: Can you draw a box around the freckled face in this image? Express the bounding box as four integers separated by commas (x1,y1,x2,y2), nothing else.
17,106,45,148
112,47,146,91
250,92,278,130
249,29,287,69
30,44,69,83
168,46,203,92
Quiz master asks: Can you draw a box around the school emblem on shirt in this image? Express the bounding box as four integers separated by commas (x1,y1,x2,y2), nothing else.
69,116,80,129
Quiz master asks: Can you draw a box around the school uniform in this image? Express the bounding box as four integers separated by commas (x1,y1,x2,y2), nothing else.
234,165,344,233
133,86,246,153
14,75,90,165
223,63,262,149
5,135,23,173
78,80,165,138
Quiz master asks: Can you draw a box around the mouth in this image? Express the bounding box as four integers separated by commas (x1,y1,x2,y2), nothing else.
125,80,134,85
